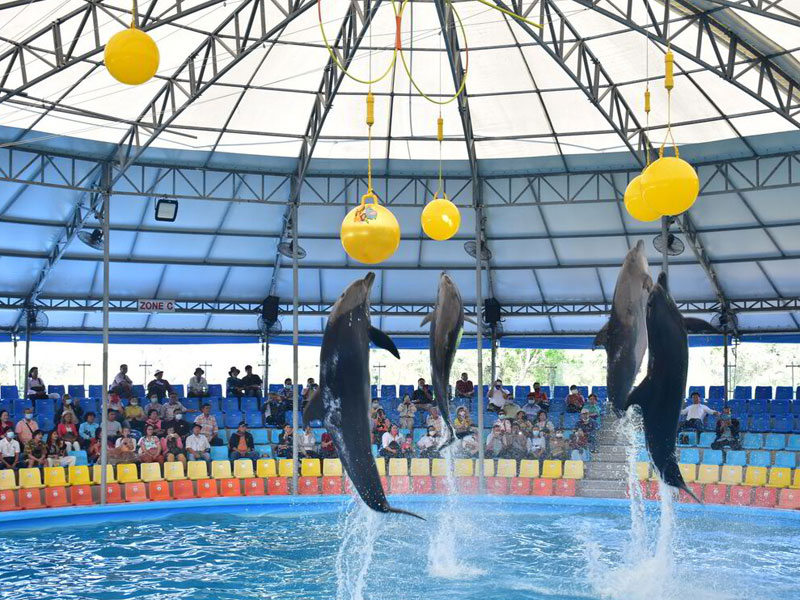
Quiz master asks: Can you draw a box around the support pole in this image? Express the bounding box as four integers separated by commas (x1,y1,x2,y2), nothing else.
474,204,485,492
660,216,669,276
490,326,497,382
723,332,729,402
291,204,299,496
263,334,270,397
100,164,111,505
23,317,30,399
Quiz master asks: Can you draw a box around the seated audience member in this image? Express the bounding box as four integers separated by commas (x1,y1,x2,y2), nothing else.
522,395,541,419
569,429,589,460
107,392,125,415
226,367,246,398
110,428,138,465
57,412,81,451
275,424,294,459
380,425,403,459
88,429,105,464
242,365,263,398
144,410,163,438
185,423,211,462
279,379,294,402
26,367,50,400
0,430,21,470
0,411,13,437
372,409,391,445
138,425,164,465
549,429,569,460
187,368,209,398
46,431,76,467
566,385,585,413
79,412,99,447
164,392,191,421
144,394,165,420
515,410,534,437
105,410,123,441
426,407,446,437
124,396,146,432
711,407,741,450
487,379,511,413
319,432,336,459
111,364,133,398
397,395,417,430
146,370,173,400
15,409,39,446
485,423,509,458
194,404,222,446
509,423,528,460
501,399,522,419
454,373,474,403
417,426,440,458
575,409,596,451
263,394,286,428
301,378,319,410
399,434,415,459
528,426,547,460
680,393,718,432
528,382,549,411
369,399,382,420
162,411,191,439
412,378,433,413
299,426,318,459
456,432,479,459
535,410,555,435
584,394,601,419
162,426,186,466
54,395,82,425
25,430,48,468
229,422,259,463
453,407,476,438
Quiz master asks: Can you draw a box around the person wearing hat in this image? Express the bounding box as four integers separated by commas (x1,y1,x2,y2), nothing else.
228,421,258,463
226,367,246,398
147,369,174,400
185,423,211,463
187,368,209,398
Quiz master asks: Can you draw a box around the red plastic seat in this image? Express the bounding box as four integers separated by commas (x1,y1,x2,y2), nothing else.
532,478,553,496
148,481,171,501
753,487,777,508
124,482,148,503
778,488,800,509
70,484,94,505
0,490,18,511
486,477,509,495
19,489,44,509
411,476,432,494
103,483,123,504
45,487,69,508
728,485,752,506
643,481,660,500
554,479,576,497
679,483,702,503
322,476,343,494
703,483,727,504
244,478,265,496
298,476,319,495
390,476,410,494
510,478,531,496
267,477,289,495
457,477,478,494
173,479,197,499
432,476,454,494
220,478,241,497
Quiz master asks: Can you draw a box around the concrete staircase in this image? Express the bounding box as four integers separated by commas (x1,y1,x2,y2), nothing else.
576,411,632,499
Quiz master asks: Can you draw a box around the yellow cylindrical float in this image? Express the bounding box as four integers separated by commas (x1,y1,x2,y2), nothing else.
624,175,660,222
641,156,699,216
341,193,401,264
105,27,160,85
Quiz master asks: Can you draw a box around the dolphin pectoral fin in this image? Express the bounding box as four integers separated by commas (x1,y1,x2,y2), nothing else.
683,317,719,334
625,376,653,410
463,316,477,326
420,314,433,327
302,388,325,424
369,326,400,359
593,321,609,349
387,506,426,520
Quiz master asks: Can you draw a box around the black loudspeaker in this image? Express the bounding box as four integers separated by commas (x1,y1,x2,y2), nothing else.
483,298,502,326
262,296,280,323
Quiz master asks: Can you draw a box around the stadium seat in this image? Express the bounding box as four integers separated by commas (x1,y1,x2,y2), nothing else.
733,386,752,400
727,398,747,413
764,433,786,450
19,489,44,509
772,415,793,433
774,452,796,469
224,411,243,428
706,398,724,411
87,385,103,398
767,467,792,488
67,466,91,486
454,459,473,477
210,446,228,461
742,433,763,449
635,462,650,481
679,448,700,464
515,386,530,400
381,385,397,400
187,461,209,480
245,412,262,428
267,477,289,495
577,386,589,398
278,459,294,477
300,458,322,477
257,459,277,478
116,463,140,483
67,385,85,399
124,482,148,502
35,397,55,415
233,460,255,479
0,386,19,400
519,460,539,478
688,386,705,398
749,415,771,432
68,450,88,466
754,386,772,400
562,414,579,430
701,449,723,465
770,400,790,414
541,460,562,479
787,434,800,451
748,398,767,413
778,488,800,509
744,466,768,486
387,458,407,477
197,479,219,498
679,464,696,482
408,458,429,477
430,459,447,477
754,487,778,507
697,465,719,484
251,429,269,445
43,467,68,488
208,384,223,397
496,459,516,477
554,386,569,399
211,461,233,479
774,387,792,400
140,462,163,482
91,464,116,484
173,479,197,499
563,460,584,479
532,478,554,496
748,451,771,467
44,486,69,508
540,386,551,398
19,468,45,489
695,432,714,448
720,465,743,485
398,385,414,399
592,386,608,399
244,478,266,496
706,386,723,400
163,462,187,481
678,431,697,447
48,385,65,397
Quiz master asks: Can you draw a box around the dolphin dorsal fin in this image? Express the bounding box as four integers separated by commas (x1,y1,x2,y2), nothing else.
593,321,610,349
369,326,400,359
463,316,477,326
420,314,433,327
683,317,718,334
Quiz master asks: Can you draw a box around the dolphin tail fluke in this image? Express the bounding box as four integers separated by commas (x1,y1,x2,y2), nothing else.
369,326,400,359
624,375,653,410
386,505,426,520
661,459,703,504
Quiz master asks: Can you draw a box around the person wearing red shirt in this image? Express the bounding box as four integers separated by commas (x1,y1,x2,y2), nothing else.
56,412,81,451
0,410,13,436
454,373,474,404
527,382,549,411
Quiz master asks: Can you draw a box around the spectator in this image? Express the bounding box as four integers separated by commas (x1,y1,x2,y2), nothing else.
226,367,246,398
527,382,549,411
105,410,123,441
575,409,596,451
0,410,13,436
275,424,293,459
107,392,125,415
146,369,173,400
164,392,190,421
584,394,601,419
111,364,133,398
566,385,585,413
26,367,50,400
229,422,259,463
509,423,528,460
501,399,522,419
369,399,382,420
426,406,446,437
380,424,403,459
14,409,39,446
124,396,146,432
372,409,390,445
57,412,81,451
454,372,474,403
187,368,209,398
46,431,76,467
301,378,318,409
549,429,569,460
397,395,417,430
144,394,165,420
299,426,318,459
54,395,82,425
144,409,163,438
456,431,479,459
515,410,534,437
24,430,48,468
163,411,191,439
453,407,475,438
242,365,263,398
711,408,741,450
522,394,541,419
412,378,433,413
319,432,336,459
485,423,509,458
194,404,222,446
535,410,555,435
528,426,546,460
399,434,415,459
88,429,105,464
185,423,211,462
161,426,186,466
79,412,99,447
263,394,286,428
0,430,21,470
417,426,439,458
487,379,511,413
110,428,138,465
138,424,164,465
681,393,718,433
279,378,294,402
570,429,589,460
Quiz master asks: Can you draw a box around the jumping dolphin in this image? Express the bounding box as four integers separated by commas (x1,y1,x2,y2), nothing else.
594,240,653,415
626,272,704,503
421,272,464,447
303,272,423,519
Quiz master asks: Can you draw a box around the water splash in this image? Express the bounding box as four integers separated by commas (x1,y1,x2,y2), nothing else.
334,499,380,600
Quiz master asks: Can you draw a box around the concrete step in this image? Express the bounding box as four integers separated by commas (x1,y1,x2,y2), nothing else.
590,449,629,462
577,479,628,499
585,461,628,480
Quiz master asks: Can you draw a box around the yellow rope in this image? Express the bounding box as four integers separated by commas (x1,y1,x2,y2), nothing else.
131,0,137,28
473,0,542,28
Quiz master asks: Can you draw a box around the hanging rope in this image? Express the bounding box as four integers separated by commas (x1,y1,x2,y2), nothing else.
131,0,137,28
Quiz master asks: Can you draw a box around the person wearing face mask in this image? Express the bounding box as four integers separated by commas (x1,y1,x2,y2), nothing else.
453,407,475,439
527,382,549,411
411,378,433,413
565,385,585,413
0,430,21,470
485,423,509,459
163,411,191,439
528,426,547,460
487,379,511,413
417,426,439,459
509,423,528,460
549,429,569,460
54,394,82,425
397,395,417,431
124,396,146,432
144,394,166,420
14,409,39,446
163,392,191,421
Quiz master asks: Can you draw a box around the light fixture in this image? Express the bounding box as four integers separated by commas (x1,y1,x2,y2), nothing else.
77,228,104,250
155,198,179,222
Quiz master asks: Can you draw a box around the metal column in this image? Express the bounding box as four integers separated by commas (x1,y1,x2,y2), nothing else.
474,205,485,492
262,334,270,398
723,333,729,402
660,217,669,276
291,204,299,495
99,164,111,504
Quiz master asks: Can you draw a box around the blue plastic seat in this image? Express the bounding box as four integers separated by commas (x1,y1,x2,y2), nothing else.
380,385,396,400
742,432,763,449
577,386,589,398
222,397,240,412
79,398,98,413
637,449,650,462
764,433,786,450
591,386,607,399
770,399,790,415
312,428,325,440
748,399,767,414
88,385,103,398
754,386,772,400
550,398,566,412
678,431,697,446
369,385,377,399
540,386,551,399
698,432,716,448
67,385,85,398
706,398,724,411
0,386,19,400
132,384,145,397
679,448,700,464
245,412,263,428
733,386,752,400
240,397,260,413
725,450,747,466
793,401,800,415
172,385,185,398
37,414,55,431
284,410,303,428
210,446,228,461
688,385,705,398
14,399,33,413
773,415,793,433
224,411,243,428
726,399,747,413
269,429,283,444
705,416,719,431
749,415,771,432
562,413,580,430
775,386,793,400
787,434,800,451
48,385,65,397
398,385,414,400
554,386,569,399
267,384,282,394
217,428,228,443
794,416,800,433
68,450,88,466
775,452,796,468
515,386,530,400
308,419,323,428
796,386,800,400
701,449,723,465
34,398,56,415
748,450,771,467
180,397,200,411
255,445,272,457
207,384,222,397
708,386,724,400
413,429,426,443
203,398,221,412
251,429,269,444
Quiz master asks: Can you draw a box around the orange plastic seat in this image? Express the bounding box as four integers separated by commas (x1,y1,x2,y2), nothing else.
753,487,777,507
70,485,94,505
432,476,454,494
244,478,265,496
678,483,702,503
510,478,531,495
19,489,44,509
411,476,432,494
778,488,800,509
457,477,478,494
124,482,148,503
148,481,171,501
298,476,319,495
322,477,343,494
554,479,576,496
486,477,509,495
532,478,553,496
220,478,241,497
703,484,727,504
45,487,69,507
389,476,410,494
103,483,123,504
0,490,18,511
173,479,197,499
197,479,219,498
728,485,752,505
267,477,289,495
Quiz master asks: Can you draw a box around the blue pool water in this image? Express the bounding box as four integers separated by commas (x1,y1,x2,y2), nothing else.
1,496,798,600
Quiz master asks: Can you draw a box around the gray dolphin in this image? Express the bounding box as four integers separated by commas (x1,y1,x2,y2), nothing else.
303,272,423,519
626,272,704,503
421,272,464,447
595,240,653,415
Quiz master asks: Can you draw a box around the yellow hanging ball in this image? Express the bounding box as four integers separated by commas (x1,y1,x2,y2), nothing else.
624,175,660,222
641,155,699,216
105,27,160,86
341,193,401,264
421,196,461,241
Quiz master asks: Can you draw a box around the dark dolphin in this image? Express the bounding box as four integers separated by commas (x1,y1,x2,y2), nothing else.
595,240,653,415
303,272,423,519
626,272,703,503
421,272,463,447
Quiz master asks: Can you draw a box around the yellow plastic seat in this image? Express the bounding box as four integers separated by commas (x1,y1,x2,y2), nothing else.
563,460,584,480
43,467,69,487
187,461,209,480
67,465,91,486
540,460,562,479
792,469,800,489
116,463,140,483
696,465,719,484
257,459,277,478
767,467,791,488
301,458,322,477
744,466,767,487
478,459,495,477
163,461,187,481
454,459,474,477
234,459,255,479
678,463,696,483
720,465,743,485
519,459,539,478
140,462,163,482
375,458,386,476
409,458,430,477
211,460,233,479
495,459,516,478
322,458,343,477
635,462,650,481
278,459,294,478
19,468,45,489
0,470,18,490
431,458,447,477
91,464,116,484
388,458,407,477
